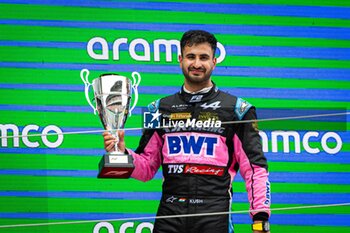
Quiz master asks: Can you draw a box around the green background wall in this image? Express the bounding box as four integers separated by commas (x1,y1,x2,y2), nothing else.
0,1,349,232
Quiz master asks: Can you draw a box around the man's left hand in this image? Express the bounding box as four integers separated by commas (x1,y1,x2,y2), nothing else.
252,221,270,233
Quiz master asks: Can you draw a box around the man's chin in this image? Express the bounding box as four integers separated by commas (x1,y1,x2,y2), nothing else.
186,76,211,85
188,76,204,83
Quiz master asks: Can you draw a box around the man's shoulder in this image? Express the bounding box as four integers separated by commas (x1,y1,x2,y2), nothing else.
217,90,237,101
147,99,160,113
217,90,254,120
147,93,178,112
161,92,179,102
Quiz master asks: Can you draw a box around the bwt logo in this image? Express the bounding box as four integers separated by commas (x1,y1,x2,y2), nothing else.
87,37,226,63
0,124,64,148
167,135,218,156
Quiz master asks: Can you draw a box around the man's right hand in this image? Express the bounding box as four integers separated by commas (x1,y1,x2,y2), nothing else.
102,130,126,153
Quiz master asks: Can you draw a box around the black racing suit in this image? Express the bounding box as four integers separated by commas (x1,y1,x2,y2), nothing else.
126,84,271,233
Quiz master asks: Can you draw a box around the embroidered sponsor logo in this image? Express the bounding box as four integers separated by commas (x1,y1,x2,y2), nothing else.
200,101,221,110
167,164,184,174
167,135,218,156
148,100,159,112
170,112,192,120
189,95,203,102
240,101,249,113
252,120,259,132
264,181,271,206
166,196,177,203
167,164,224,176
171,104,191,110
198,112,219,121
184,165,225,176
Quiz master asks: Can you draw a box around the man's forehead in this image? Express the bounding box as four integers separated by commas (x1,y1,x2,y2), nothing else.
182,43,214,56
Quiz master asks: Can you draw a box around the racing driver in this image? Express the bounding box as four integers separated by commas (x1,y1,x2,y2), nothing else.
103,30,271,233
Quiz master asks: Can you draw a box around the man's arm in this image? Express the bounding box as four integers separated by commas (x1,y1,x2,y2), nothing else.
103,129,163,182
233,106,271,232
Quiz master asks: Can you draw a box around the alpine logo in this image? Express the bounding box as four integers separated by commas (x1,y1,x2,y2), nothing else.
200,101,221,110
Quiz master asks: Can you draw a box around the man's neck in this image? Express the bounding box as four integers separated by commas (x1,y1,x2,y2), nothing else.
183,85,213,94
184,81,213,94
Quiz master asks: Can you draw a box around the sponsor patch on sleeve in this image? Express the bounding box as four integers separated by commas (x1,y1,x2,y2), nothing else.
147,99,160,113
234,97,252,120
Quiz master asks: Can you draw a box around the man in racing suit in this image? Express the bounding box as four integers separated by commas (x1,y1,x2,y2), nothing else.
103,30,271,233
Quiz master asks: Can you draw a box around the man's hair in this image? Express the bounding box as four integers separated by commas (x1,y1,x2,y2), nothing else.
180,30,217,57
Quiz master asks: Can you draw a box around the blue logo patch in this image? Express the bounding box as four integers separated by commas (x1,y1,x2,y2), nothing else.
234,97,252,120
143,110,161,129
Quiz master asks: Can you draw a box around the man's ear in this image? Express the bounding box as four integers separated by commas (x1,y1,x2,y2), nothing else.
213,57,217,69
178,54,183,68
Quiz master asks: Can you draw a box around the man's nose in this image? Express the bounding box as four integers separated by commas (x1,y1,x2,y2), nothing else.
193,58,201,68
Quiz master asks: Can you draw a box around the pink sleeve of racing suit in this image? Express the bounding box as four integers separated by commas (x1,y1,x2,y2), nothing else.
126,130,163,182
233,108,271,221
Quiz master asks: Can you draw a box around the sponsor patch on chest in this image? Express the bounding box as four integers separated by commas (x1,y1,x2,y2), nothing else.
166,135,218,156
162,133,229,166
166,164,225,176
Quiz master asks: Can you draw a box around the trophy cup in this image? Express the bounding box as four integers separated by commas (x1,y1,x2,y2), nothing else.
80,69,141,178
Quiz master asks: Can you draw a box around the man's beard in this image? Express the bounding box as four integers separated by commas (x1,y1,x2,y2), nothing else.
183,67,212,84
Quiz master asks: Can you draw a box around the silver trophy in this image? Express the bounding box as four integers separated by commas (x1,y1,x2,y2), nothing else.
80,69,141,178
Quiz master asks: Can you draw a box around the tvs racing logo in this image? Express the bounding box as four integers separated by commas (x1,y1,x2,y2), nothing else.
167,164,225,176
184,164,224,176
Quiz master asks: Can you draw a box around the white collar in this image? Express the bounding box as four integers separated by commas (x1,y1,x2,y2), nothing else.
183,85,213,94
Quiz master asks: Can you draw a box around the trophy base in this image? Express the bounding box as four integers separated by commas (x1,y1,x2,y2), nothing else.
98,152,134,179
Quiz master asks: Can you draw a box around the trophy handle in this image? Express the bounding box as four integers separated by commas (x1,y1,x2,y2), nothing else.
130,71,141,115
80,68,97,115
